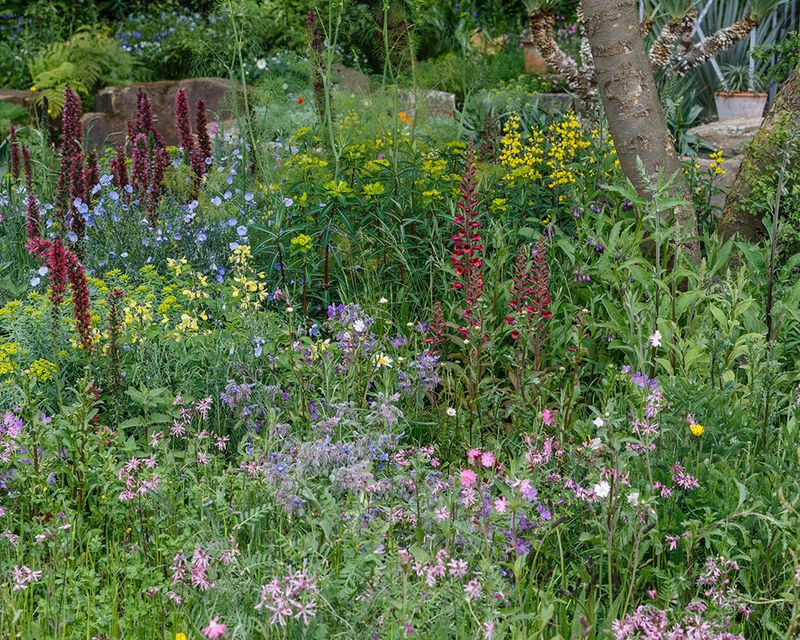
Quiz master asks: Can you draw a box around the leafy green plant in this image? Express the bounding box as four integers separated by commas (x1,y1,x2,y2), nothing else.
28,26,140,115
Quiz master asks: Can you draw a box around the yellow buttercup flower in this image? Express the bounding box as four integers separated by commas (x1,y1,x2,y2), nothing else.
175,633,188,640
689,423,704,437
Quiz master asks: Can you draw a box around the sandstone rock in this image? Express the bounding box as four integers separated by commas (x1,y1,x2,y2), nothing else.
399,90,457,118
333,64,373,94
687,118,762,156
82,78,238,148
524,93,575,114
0,88,39,111
692,154,744,212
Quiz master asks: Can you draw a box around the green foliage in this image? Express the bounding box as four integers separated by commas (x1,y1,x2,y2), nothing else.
28,27,140,115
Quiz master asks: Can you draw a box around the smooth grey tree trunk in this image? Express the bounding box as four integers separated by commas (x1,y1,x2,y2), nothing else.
582,0,701,263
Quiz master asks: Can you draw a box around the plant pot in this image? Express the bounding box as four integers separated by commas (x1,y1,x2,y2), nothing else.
714,92,767,121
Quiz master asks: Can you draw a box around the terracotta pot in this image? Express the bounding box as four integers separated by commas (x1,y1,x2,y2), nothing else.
523,43,548,75
714,92,767,121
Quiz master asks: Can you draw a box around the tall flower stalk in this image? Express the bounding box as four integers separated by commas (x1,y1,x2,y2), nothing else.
506,238,552,399
451,145,485,439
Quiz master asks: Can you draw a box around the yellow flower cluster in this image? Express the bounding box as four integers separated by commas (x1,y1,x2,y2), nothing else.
545,114,591,188
499,115,544,181
26,358,57,382
324,180,353,198
291,233,313,251
708,150,726,176
499,113,592,189
0,342,20,376
229,244,269,310
362,182,385,197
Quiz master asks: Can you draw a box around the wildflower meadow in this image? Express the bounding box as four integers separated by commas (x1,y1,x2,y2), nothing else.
1,1,800,639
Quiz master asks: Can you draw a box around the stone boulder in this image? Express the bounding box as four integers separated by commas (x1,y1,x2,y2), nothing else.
82,78,238,148
524,93,575,114
687,117,762,156
0,88,39,111
333,64,373,94
399,90,457,118
692,154,744,211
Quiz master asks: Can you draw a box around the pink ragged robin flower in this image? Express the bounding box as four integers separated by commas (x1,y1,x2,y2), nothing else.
201,617,227,638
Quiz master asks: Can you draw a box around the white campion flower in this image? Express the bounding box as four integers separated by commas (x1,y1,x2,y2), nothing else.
648,330,662,348
593,480,611,499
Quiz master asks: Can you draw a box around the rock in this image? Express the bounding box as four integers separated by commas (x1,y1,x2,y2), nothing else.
0,88,40,112
692,154,744,211
687,118,762,156
399,90,457,118
82,78,238,148
333,64,372,94
524,93,575,114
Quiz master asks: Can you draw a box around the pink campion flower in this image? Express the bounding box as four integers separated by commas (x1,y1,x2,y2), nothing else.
197,451,209,465
653,481,673,497
466,448,482,464
480,451,495,468
795,565,800,586
670,464,700,490
398,549,412,565
201,617,227,638
664,535,678,551
170,551,187,585
460,468,477,487
195,397,213,419
541,408,556,426
434,506,449,522
483,621,495,640
11,565,42,591
460,486,477,507
170,420,186,438
292,599,317,624
493,497,508,513
647,589,657,599
464,578,482,600
448,559,468,579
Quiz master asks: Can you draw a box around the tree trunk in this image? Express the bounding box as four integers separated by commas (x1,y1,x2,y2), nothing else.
718,62,800,242
582,0,701,263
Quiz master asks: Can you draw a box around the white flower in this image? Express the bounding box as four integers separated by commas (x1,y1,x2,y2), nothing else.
256,58,267,70
373,353,393,368
446,407,457,417
627,492,640,506
593,416,605,427
588,437,602,451
286,306,294,313
378,297,388,304
593,480,611,499
353,319,366,333
648,330,662,348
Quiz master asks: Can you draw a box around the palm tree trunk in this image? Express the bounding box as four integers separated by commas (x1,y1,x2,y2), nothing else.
582,0,701,263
